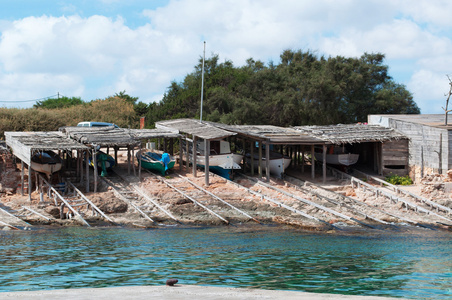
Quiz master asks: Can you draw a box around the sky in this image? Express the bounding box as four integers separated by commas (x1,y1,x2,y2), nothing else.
0,0,452,114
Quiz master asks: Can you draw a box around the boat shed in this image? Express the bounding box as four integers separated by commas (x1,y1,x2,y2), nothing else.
60,126,182,189
293,124,409,176
368,114,452,181
205,122,327,181
156,118,237,185
5,131,89,199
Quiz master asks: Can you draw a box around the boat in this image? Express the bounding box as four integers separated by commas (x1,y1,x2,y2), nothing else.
314,146,359,166
136,149,176,176
31,150,63,176
89,151,116,176
246,151,291,179
183,139,243,180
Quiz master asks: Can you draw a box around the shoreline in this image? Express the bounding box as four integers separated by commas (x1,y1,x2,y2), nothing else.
0,285,404,300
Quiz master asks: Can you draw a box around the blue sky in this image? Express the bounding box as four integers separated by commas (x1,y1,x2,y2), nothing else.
1,0,452,114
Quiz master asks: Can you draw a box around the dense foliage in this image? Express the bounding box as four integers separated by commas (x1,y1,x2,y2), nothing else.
33,96,84,109
145,49,420,127
0,96,137,138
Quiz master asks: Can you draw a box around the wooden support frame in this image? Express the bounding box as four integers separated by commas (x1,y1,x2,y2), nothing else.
193,136,197,177
205,139,210,186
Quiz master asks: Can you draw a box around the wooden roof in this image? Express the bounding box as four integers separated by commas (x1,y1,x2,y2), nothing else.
60,126,139,147
60,126,182,148
293,124,407,144
5,131,88,165
205,122,325,144
156,119,236,140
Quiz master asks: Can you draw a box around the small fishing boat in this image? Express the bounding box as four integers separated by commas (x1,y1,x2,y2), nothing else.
246,151,291,179
314,146,359,166
136,149,176,176
183,139,243,180
89,151,116,176
31,150,63,175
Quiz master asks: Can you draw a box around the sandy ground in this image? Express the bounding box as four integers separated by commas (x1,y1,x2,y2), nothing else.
0,285,404,300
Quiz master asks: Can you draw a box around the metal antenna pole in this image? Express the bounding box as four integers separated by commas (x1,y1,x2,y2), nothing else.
200,41,206,122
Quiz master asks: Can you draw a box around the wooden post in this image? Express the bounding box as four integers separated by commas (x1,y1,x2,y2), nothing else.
311,145,315,179
258,141,263,178
250,140,254,176
127,146,131,175
138,143,142,181
164,138,168,153
179,137,183,171
93,150,98,193
85,150,89,193
79,150,84,185
169,138,174,156
185,134,190,171
193,136,197,177
21,161,24,196
266,141,270,182
323,144,327,184
114,146,118,166
132,147,136,176
205,139,210,186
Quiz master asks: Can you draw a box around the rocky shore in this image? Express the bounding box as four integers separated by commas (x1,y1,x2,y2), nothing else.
1,159,452,231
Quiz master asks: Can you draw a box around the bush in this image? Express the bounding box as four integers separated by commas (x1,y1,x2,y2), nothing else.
385,174,413,185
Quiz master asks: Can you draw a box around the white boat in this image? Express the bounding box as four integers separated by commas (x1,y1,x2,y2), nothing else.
314,146,359,166
31,150,63,175
246,151,291,179
183,139,243,180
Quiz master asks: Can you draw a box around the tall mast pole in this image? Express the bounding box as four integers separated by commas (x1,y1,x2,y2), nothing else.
200,41,206,122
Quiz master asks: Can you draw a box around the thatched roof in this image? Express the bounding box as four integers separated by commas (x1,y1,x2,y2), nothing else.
205,122,325,145
293,124,407,144
5,131,89,164
59,126,182,148
156,119,236,140
60,126,138,147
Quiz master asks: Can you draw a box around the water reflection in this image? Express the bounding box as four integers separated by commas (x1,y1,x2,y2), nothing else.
0,226,450,299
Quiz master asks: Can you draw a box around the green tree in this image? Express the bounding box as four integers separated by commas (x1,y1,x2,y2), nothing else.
33,96,84,109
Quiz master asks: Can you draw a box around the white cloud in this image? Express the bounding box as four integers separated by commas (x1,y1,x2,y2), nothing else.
0,0,452,113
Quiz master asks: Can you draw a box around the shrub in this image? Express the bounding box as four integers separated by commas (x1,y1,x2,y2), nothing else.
385,174,413,185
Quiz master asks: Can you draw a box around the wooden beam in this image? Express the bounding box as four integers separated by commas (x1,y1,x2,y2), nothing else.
265,141,270,182
205,139,210,186
323,144,327,184
311,145,315,179
85,150,89,193
250,140,254,176
193,136,197,177
21,161,24,196
93,150,98,193
258,141,262,178
179,137,183,171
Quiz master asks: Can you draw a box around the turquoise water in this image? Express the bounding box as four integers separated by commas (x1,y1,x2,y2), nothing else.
0,226,451,299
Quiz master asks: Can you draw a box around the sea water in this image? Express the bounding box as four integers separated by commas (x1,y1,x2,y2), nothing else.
0,225,450,299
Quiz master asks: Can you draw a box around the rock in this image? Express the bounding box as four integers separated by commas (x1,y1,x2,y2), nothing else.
45,206,61,219
166,279,178,286
170,198,192,205
89,192,128,213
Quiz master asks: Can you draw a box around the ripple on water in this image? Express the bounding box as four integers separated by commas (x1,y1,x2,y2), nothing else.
0,226,451,299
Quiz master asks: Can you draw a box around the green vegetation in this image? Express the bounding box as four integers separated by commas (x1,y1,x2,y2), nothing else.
0,48,421,138
145,49,420,127
385,174,413,185
0,95,137,138
33,96,84,109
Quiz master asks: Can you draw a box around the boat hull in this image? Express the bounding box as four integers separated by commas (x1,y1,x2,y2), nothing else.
31,151,62,175
314,153,359,166
137,150,176,176
185,153,243,180
246,153,291,179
